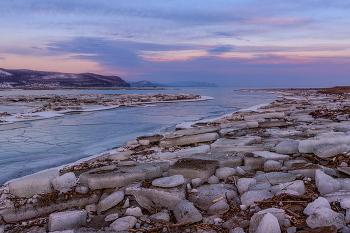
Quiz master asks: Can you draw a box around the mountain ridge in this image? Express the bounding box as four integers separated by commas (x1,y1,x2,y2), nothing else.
0,68,130,88
128,80,218,87
0,68,218,88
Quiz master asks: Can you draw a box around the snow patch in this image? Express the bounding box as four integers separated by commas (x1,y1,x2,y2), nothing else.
176,101,272,129
0,69,13,76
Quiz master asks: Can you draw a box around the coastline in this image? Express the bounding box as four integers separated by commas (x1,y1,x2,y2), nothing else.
4,87,350,232
0,94,212,125
2,94,265,187
3,96,271,184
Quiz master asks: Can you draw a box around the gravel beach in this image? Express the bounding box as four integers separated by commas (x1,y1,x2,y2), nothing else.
2,87,350,232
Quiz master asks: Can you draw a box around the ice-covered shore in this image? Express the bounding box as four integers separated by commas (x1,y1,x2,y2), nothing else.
2,88,350,232
0,93,211,124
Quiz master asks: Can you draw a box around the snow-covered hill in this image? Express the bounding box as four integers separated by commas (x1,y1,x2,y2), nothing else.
0,69,13,76
0,68,130,88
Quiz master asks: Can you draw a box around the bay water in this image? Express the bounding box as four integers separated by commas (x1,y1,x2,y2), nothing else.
0,87,275,184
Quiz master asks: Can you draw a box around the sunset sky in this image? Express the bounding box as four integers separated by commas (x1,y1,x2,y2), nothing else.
0,0,349,87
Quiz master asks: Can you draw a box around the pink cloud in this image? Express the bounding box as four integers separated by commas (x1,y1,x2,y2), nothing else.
243,17,309,25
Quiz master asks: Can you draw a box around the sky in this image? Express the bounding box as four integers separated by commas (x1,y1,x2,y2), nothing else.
0,0,349,87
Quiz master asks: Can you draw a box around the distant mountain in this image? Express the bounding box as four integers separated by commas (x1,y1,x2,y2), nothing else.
128,80,166,87
0,68,130,88
128,80,218,87
167,81,218,87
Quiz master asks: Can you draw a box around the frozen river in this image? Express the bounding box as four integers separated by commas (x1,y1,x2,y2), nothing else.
0,87,275,184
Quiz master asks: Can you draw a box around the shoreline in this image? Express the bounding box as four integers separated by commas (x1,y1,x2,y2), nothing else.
2,87,350,232
3,97,271,186
0,94,212,125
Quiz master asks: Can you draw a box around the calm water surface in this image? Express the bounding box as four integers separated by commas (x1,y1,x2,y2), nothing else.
0,87,275,184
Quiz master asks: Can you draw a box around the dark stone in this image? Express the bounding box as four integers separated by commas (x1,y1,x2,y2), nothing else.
222,216,250,229
297,225,337,233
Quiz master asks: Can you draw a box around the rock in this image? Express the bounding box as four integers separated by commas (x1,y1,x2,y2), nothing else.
306,207,345,229
297,225,337,233
211,137,262,152
338,178,350,190
276,189,299,196
0,193,100,222
207,175,220,184
236,166,246,175
75,186,89,194
174,125,221,136
346,209,350,223
48,210,87,232
149,210,170,222
337,167,350,176
259,121,288,128
52,172,77,193
273,180,306,195
110,216,137,231
315,170,340,195
337,166,350,176
255,172,296,185
160,133,219,147
240,190,274,206
244,153,266,169
215,167,236,180
105,213,119,222
192,178,204,187
266,129,302,137
79,162,169,190
138,139,150,146
176,145,210,158
173,200,202,223
253,151,290,162
256,213,281,233
21,227,47,233
168,158,218,180
125,207,143,217
264,160,282,171
248,183,271,192
284,159,307,169
313,143,348,158
288,163,322,178
340,198,350,209
249,208,285,233
96,191,124,213
152,152,177,160
126,183,186,212
85,204,97,215
229,227,245,233
246,121,259,128
188,184,239,210
8,169,59,198
324,190,350,202
122,198,130,208
223,216,250,229
207,199,230,215
237,178,257,195
152,175,185,188
190,151,243,167
126,140,138,146
304,197,331,215
275,140,299,154
108,152,131,161
244,112,285,121
299,133,350,153
335,125,350,132
339,162,348,167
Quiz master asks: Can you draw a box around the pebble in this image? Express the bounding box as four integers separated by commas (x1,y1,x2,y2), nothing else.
4,89,350,233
